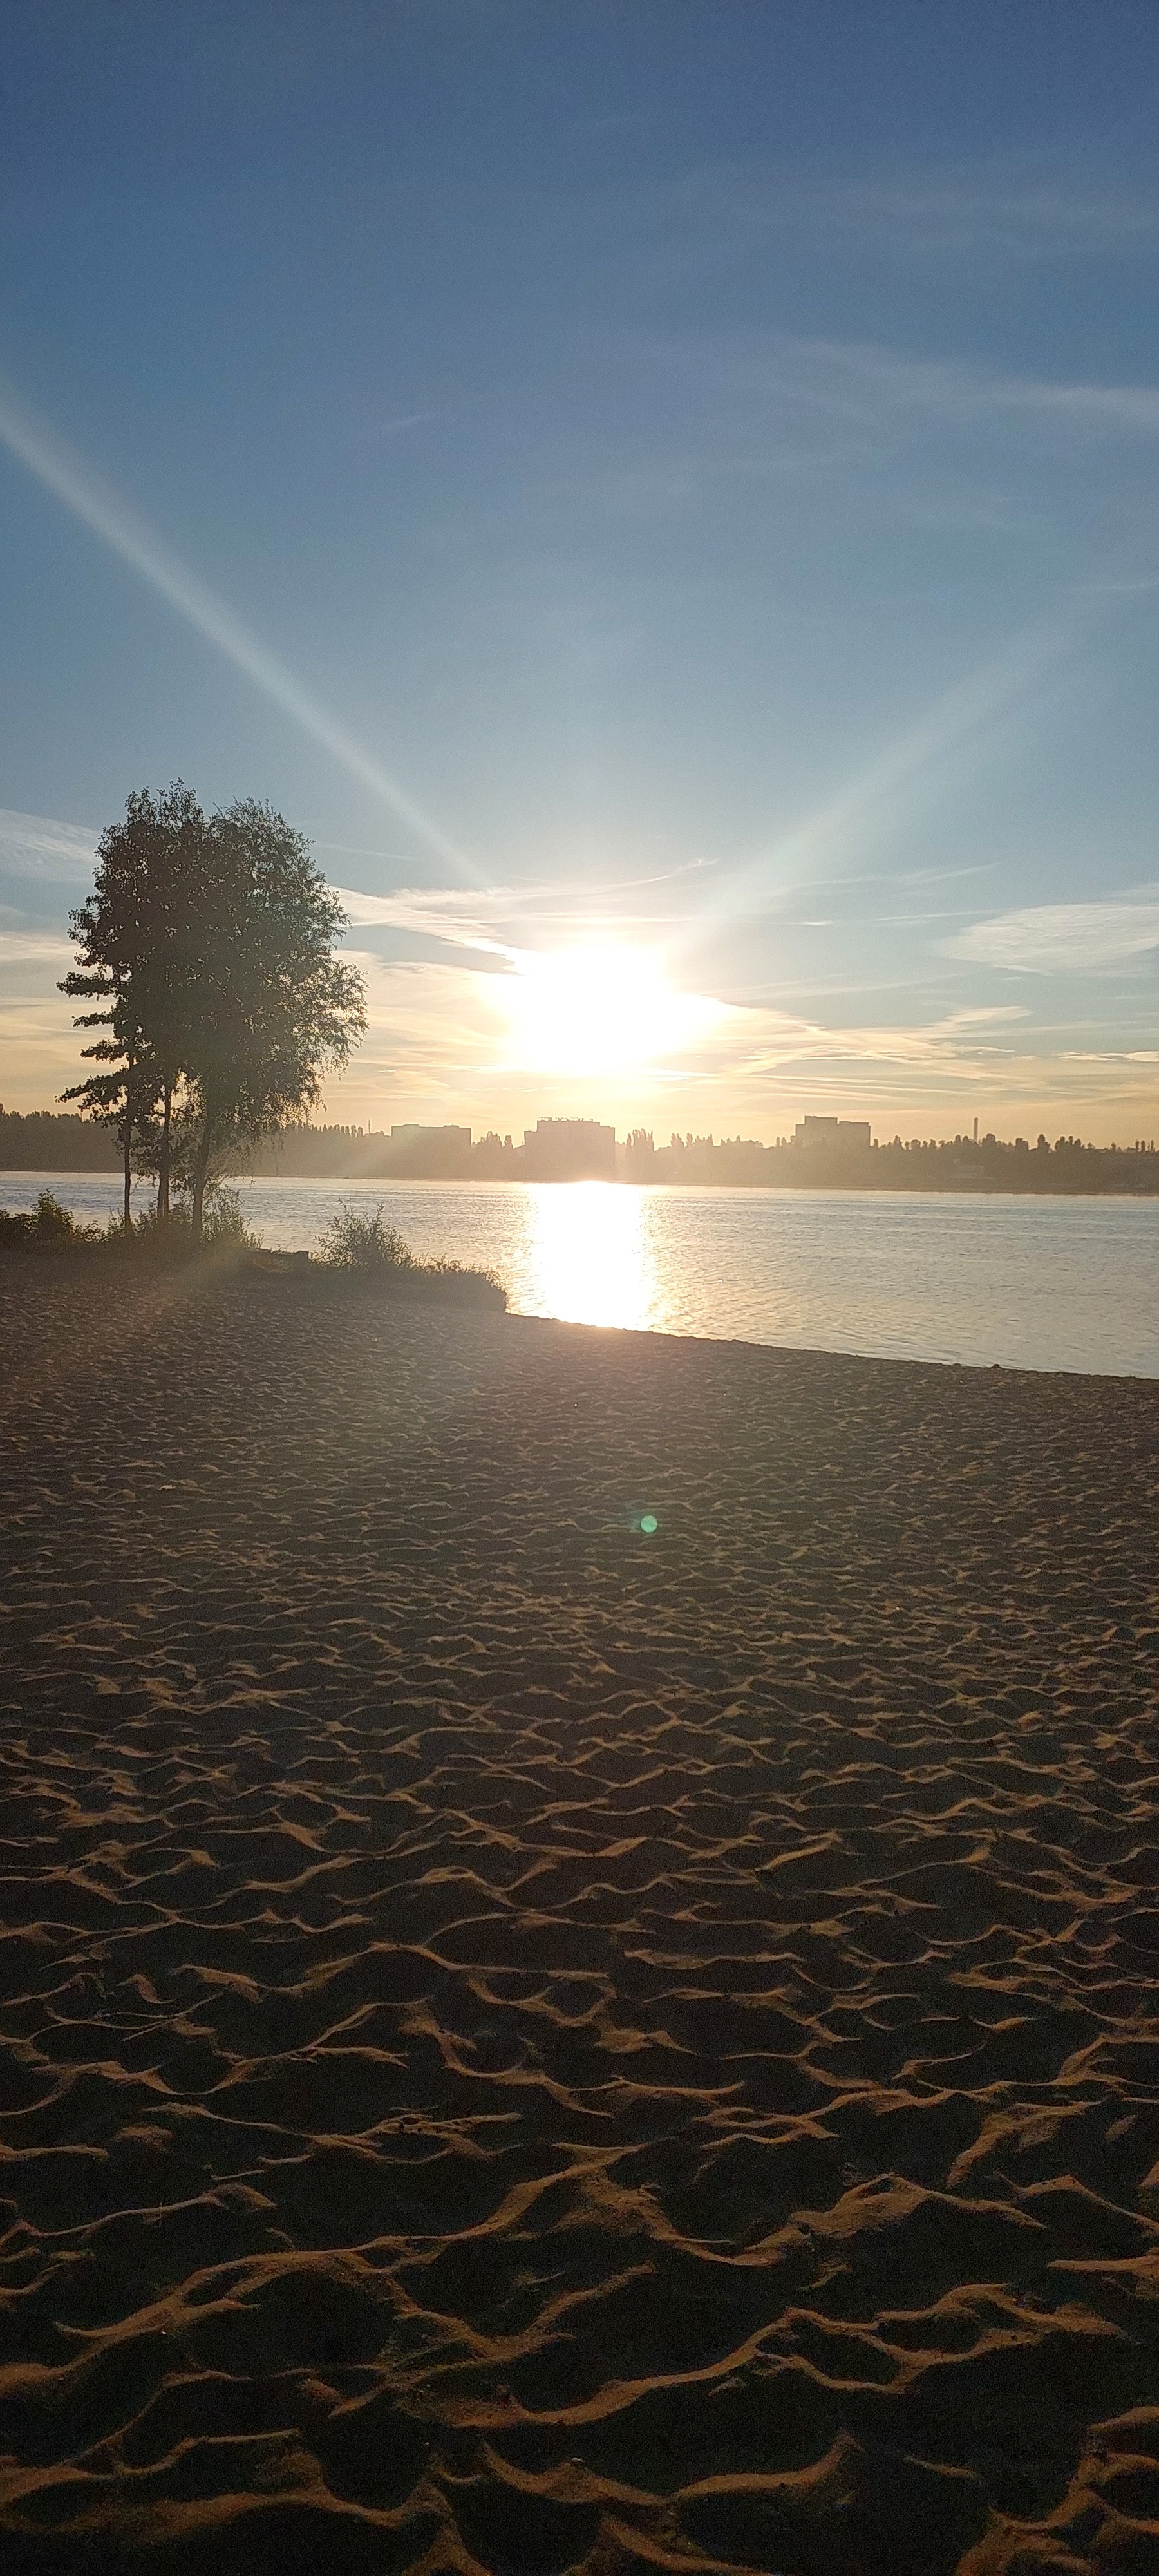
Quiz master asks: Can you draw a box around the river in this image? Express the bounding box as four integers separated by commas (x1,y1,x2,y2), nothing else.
5,1170,1158,1376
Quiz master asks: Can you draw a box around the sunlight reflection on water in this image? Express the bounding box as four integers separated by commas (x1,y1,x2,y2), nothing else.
518,1180,656,1331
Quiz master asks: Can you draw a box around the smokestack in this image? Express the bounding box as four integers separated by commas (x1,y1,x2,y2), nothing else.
973,1116,979,1143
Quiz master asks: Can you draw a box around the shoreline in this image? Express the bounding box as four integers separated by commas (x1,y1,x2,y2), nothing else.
1,1238,1157,1384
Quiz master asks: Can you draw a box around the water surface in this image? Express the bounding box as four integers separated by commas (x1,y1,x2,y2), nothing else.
5,1170,1155,1374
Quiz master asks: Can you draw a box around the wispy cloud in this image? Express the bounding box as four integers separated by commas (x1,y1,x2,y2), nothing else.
0,929,73,965
355,410,435,444
822,175,1159,258
0,808,99,880
570,319,1159,559
337,884,519,958
332,949,1030,1118
726,999,1026,1081
678,326,1159,450
661,166,1159,276
947,895,1159,972
336,858,713,958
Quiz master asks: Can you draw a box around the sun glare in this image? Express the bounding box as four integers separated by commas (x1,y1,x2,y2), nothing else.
492,943,725,1079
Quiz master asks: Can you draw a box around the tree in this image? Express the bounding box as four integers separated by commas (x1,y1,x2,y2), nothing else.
122,784,204,1223
61,873,156,1236
60,783,204,1229
173,800,366,1238
58,1019,150,1236
62,786,366,1241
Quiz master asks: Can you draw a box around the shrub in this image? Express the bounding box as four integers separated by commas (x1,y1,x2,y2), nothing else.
32,1189,80,1238
116,1204,187,1244
316,1202,507,1308
317,1203,415,1273
421,1255,508,1304
200,1184,263,1251
121,1183,263,1255
0,1191,99,1250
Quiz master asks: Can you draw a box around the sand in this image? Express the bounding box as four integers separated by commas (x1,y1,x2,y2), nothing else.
1,1261,1157,2576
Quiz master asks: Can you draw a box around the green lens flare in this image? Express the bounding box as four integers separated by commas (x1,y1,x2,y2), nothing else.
640,1514,658,1534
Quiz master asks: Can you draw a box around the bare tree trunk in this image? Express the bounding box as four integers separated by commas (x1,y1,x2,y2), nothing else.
122,1121,133,1235
156,1080,172,1224
191,1102,214,1243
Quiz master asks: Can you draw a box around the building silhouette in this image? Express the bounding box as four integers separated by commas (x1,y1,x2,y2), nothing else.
383,1124,472,1176
793,1115,871,1151
522,1117,617,1181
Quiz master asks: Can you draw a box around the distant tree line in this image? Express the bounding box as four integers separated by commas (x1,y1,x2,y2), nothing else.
0,1110,120,1171
624,1128,1159,1192
58,783,366,1235
9,1110,1159,1193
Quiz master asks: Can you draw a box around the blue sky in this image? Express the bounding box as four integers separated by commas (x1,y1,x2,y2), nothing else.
3,1,1159,1139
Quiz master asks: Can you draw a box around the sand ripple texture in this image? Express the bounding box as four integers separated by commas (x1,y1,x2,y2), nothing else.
1,1266,1158,2576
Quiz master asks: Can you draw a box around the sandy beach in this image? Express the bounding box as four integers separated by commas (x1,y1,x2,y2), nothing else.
1,1262,1157,2575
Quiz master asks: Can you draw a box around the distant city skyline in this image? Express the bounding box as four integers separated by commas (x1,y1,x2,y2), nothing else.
7,1098,1156,1193
4,7,1159,1142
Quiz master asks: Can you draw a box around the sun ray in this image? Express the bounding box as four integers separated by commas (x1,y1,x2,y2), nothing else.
0,374,469,875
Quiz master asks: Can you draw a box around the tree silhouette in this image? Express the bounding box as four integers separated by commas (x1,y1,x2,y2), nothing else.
61,783,208,1229
178,800,366,1236
61,786,366,1240
59,1025,149,1236
64,784,205,1226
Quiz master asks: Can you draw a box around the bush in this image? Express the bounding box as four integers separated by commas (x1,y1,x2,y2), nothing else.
33,1189,80,1238
317,1203,415,1273
201,1184,263,1251
0,1190,99,1250
316,1202,507,1309
117,1183,263,1255
114,1203,185,1245
420,1255,509,1304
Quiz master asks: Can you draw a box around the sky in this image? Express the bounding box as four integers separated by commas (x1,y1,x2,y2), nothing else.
3,0,1159,1143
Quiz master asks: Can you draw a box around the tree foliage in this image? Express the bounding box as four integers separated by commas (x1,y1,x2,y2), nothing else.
178,800,366,1232
61,786,366,1238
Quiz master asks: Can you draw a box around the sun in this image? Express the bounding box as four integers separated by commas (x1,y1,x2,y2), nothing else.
491,943,726,1079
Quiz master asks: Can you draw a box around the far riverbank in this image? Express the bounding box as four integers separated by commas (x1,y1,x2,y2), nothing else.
5,1112,1159,1194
